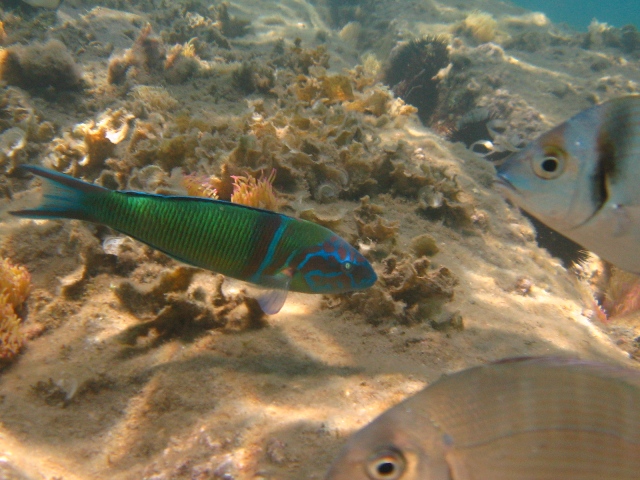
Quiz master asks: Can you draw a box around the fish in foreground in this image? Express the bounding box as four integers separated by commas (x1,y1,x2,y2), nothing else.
496,95,640,272
326,356,640,480
10,165,377,314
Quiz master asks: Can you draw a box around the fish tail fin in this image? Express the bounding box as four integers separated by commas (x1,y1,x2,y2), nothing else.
10,165,108,221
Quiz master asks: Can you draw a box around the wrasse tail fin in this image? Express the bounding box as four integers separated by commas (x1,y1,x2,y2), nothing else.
9,165,107,221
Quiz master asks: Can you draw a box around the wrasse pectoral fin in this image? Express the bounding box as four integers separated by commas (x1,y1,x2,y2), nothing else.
256,272,291,315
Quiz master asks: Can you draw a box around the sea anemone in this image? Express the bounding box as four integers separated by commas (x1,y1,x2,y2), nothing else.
0,257,31,362
0,257,31,308
0,295,23,361
182,173,220,199
231,169,279,210
182,169,280,211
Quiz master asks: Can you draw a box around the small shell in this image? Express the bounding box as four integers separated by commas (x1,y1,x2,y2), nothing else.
313,182,341,204
418,186,444,209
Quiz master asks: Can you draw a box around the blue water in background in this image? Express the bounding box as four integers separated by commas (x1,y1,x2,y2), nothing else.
512,0,639,30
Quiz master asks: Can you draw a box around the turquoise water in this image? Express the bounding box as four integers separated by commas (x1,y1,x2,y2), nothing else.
512,0,639,30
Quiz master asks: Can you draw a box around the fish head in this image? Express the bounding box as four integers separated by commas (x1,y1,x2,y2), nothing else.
325,403,451,480
293,235,377,294
495,104,606,232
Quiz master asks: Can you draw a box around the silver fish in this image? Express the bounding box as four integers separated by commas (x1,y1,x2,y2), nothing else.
496,96,640,272
325,357,640,480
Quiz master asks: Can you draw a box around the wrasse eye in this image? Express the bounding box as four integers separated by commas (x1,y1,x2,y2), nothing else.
342,261,352,272
366,448,405,480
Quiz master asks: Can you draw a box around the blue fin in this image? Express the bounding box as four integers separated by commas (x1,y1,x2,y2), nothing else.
257,289,289,315
10,165,106,221
256,273,291,314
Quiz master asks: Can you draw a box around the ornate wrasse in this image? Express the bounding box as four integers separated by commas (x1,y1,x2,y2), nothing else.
326,357,640,480
495,95,640,272
10,165,377,314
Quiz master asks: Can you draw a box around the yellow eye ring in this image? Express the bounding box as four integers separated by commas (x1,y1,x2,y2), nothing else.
532,147,566,179
365,448,405,480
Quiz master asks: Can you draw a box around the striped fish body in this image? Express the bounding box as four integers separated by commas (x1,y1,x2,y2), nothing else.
326,357,640,480
496,96,640,272
11,166,377,313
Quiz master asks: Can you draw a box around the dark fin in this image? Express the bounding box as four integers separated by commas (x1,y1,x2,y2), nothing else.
10,165,107,221
593,99,633,210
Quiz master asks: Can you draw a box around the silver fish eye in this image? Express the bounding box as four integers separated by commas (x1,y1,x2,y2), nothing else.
365,448,405,480
533,154,565,179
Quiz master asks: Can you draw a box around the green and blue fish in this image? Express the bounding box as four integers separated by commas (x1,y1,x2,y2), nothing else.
10,165,377,314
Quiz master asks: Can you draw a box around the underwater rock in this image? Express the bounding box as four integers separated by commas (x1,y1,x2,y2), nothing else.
341,256,458,325
164,44,200,84
116,271,265,348
272,40,330,75
116,291,221,348
352,196,398,257
107,24,166,85
0,86,52,158
298,209,343,230
30,377,77,407
336,283,402,326
232,61,275,94
583,21,640,54
386,259,458,321
355,215,399,244
43,109,133,178
215,2,251,38
131,86,178,112
0,39,82,91
454,11,498,44
410,233,439,258
115,265,199,316
127,165,175,193
430,307,464,331
294,73,355,105
449,107,493,146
